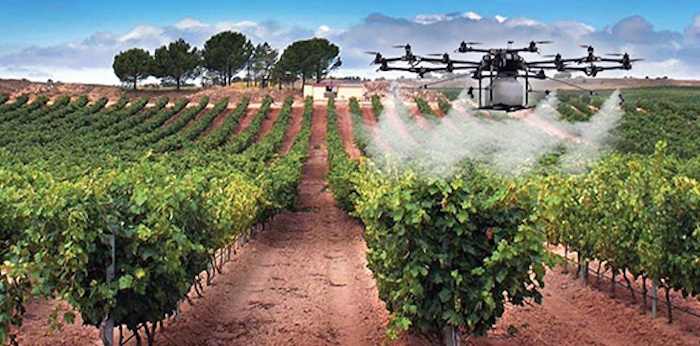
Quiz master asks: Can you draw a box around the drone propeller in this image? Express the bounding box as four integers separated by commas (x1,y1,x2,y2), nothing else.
535,40,553,44
463,41,481,45
392,44,410,49
606,53,624,57
364,51,380,55
580,45,593,48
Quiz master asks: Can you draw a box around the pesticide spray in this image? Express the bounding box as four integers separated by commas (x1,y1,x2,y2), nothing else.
363,84,623,177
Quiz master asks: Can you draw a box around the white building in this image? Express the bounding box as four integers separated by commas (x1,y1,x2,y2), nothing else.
303,81,365,101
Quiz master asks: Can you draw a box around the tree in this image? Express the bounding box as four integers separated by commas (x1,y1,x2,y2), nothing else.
202,31,249,86
276,38,341,88
152,38,200,90
250,42,278,88
112,48,153,90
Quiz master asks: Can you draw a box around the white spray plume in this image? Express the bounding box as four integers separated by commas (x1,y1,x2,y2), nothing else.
363,85,623,177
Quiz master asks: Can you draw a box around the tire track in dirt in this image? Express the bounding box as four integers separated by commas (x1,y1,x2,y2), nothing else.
152,105,390,346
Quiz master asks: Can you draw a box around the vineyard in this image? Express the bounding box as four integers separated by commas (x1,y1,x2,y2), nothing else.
1,86,700,345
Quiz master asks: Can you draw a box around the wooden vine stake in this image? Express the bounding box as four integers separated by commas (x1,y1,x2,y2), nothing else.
100,234,116,346
444,327,460,346
651,282,658,319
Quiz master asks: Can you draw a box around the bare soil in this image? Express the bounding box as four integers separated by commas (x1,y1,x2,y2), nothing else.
405,103,431,129
232,107,260,136
151,104,391,346
381,99,417,145
0,79,299,105
197,108,233,139
278,105,304,155
255,108,281,142
479,266,700,346
335,102,363,160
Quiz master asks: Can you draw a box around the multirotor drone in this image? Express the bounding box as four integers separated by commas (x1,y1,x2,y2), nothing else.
368,41,642,112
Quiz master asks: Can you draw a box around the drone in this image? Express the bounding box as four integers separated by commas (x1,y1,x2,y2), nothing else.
368,41,642,112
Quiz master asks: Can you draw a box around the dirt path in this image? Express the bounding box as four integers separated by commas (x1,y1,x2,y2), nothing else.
198,107,234,139
256,108,281,142
152,105,390,346
279,106,304,154
232,107,260,136
335,103,363,160
358,106,393,155
431,104,446,118
406,103,431,129
479,266,700,346
382,99,417,145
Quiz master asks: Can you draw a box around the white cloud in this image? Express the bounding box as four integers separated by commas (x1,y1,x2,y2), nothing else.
315,25,344,38
0,66,119,84
333,12,700,79
413,14,450,25
174,18,210,30
462,12,483,21
1,12,700,85
685,14,700,45
413,12,483,25
120,25,163,42
504,17,545,28
494,15,508,24
552,21,595,38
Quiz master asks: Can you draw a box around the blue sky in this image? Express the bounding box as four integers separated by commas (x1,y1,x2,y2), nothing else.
1,0,695,46
1,0,699,83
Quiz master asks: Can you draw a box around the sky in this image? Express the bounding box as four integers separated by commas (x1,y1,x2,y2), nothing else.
1,0,699,84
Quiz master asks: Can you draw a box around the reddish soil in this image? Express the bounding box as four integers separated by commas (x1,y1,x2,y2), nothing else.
451,100,476,121
359,106,393,154
279,106,305,155
232,107,261,136
405,103,431,129
197,107,234,139
163,103,206,126
0,79,299,104
382,99,417,145
15,299,100,346
255,108,281,142
478,265,700,346
361,106,377,127
335,102,363,160
150,104,391,346
431,104,446,118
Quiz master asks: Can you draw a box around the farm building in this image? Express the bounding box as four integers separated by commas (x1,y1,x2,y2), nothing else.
303,81,365,101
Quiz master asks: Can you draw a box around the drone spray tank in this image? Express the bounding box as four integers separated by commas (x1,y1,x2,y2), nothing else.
483,75,524,109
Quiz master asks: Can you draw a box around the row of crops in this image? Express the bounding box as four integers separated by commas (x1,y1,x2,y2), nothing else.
326,90,700,343
0,94,313,345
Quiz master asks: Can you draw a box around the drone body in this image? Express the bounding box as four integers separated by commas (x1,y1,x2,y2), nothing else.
369,41,641,112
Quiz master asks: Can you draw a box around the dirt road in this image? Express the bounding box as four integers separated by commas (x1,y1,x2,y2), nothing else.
153,105,390,346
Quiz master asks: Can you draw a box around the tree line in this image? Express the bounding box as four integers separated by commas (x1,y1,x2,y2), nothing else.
112,31,341,90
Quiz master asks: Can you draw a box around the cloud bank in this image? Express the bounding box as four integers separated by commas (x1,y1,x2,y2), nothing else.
0,12,699,84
